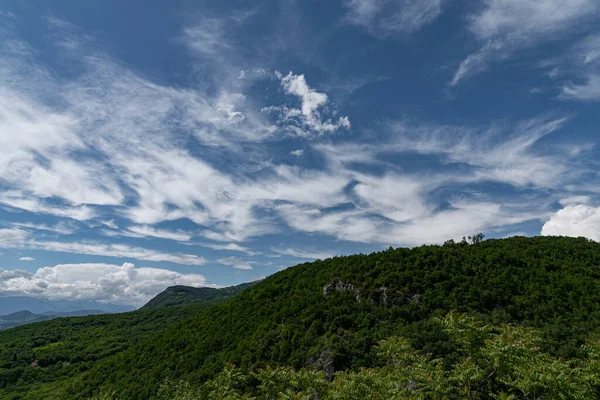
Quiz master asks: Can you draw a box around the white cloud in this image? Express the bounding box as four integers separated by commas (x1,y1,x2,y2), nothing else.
0,193,97,222
541,204,600,241
559,196,591,206
272,248,336,260
0,64,124,207
101,220,118,229
217,256,254,270
0,263,212,306
199,242,260,255
12,221,75,235
344,0,442,37
290,149,304,157
451,39,507,86
105,225,193,242
452,0,599,85
27,241,206,265
278,199,539,246
183,19,232,58
562,75,600,100
19,256,35,261
0,15,594,259
0,22,349,248
0,229,205,265
273,72,351,134
560,35,600,100
353,173,429,222
469,0,596,41
0,228,29,247
388,115,572,188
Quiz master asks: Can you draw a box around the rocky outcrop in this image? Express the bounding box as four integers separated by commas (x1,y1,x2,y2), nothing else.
323,279,419,307
307,349,335,381
369,287,389,307
323,279,361,302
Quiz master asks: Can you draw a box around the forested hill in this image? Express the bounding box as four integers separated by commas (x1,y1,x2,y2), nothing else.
142,282,256,310
2,236,600,399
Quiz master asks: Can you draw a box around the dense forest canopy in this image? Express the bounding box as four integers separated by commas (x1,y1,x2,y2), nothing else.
2,236,600,399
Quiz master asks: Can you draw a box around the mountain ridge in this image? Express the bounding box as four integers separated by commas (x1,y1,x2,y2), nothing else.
0,296,134,315
0,309,114,331
141,282,257,310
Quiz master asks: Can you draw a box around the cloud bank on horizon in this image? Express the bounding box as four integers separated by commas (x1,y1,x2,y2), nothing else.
0,0,598,304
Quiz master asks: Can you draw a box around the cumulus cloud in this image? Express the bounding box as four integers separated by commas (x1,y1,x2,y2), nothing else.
290,149,304,157
451,0,599,85
0,263,212,306
344,0,442,37
19,257,35,261
541,204,600,241
267,72,350,135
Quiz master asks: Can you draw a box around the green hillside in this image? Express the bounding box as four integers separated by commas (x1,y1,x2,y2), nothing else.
2,236,600,399
141,282,256,310
0,284,250,399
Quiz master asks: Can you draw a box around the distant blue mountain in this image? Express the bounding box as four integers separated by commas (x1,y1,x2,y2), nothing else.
0,309,118,331
0,296,134,315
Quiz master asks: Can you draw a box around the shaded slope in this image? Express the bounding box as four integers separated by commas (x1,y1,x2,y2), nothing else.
62,236,600,399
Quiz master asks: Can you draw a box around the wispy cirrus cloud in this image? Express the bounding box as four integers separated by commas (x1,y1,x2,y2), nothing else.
0,26,587,253
28,241,206,265
0,8,597,276
344,0,442,37
199,242,260,256
11,221,75,236
0,193,97,221
559,35,600,100
217,256,254,270
102,225,194,242
0,228,205,265
387,115,576,188
272,248,336,260
451,0,599,85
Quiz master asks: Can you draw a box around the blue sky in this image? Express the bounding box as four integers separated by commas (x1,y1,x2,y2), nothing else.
0,0,599,305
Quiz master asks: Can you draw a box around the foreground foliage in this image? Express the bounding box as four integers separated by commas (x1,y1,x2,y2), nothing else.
154,313,600,399
2,236,600,399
